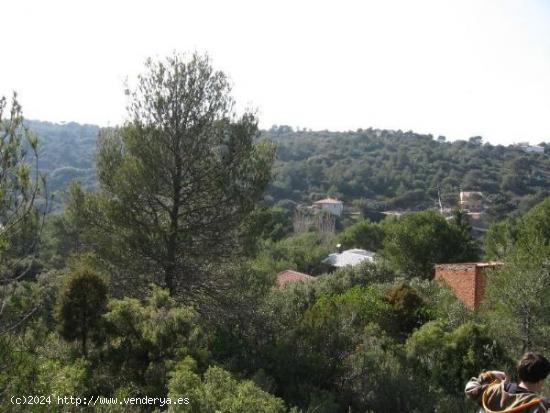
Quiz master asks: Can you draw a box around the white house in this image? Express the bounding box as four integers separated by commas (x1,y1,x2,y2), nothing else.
524,145,545,154
516,142,545,154
322,249,375,268
312,197,344,216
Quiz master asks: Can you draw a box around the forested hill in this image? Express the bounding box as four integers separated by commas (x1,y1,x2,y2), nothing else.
27,120,98,207
28,120,550,218
263,126,550,220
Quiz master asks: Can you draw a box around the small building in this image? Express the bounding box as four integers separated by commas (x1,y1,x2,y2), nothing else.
459,191,483,211
514,142,545,154
381,210,406,218
524,145,545,154
312,198,344,216
323,249,375,268
276,269,315,287
434,262,503,310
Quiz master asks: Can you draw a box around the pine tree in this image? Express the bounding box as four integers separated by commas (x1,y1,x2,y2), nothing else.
82,53,274,299
56,264,108,356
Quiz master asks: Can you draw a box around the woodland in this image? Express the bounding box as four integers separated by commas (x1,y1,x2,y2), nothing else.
1,52,549,412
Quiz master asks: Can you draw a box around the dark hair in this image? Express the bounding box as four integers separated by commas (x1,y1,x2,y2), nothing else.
517,353,550,383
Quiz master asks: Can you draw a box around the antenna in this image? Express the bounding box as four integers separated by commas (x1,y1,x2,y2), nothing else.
437,185,443,215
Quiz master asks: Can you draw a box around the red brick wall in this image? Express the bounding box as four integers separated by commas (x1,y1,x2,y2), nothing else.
434,263,478,309
474,267,486,310
434,263,502,310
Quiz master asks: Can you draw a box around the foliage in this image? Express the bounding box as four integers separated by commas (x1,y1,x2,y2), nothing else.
8,57,550,413
167,357,291,413
408,277,472,330
449,208,480,259
28,122,550,222
99,285,208,397
345,324,436,412
381,210,478,278
482,198,550,354
26,120,98,212
517,197,550,244
81,52,274,299
0,93,46,333
252,232,333,277
386,282,430,340
299,285,392,375
406,321,511,407
336,218,384,251
241,206,294,255
484,217,518,260
483,244,550,355
265,127,550,222
55,262,108,355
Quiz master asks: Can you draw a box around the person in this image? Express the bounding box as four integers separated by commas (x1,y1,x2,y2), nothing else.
465,352,550,413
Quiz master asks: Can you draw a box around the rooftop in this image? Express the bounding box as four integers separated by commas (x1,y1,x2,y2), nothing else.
323,249,375,267
313,198,343,205
276,270,315,287
434,261,503,269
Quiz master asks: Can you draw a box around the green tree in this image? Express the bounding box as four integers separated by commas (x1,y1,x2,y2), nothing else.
242,206,293,254
100,285,208,397
386,282,429,341
0,93,45,333
84,53,274,297
346,324,436,412
252,232,332,277
55,263,108,355
482,198,550,354
336,219,384,251
449,208,479,259
167,357,290,413
517,197,550,244
484,197,550,258
41,182,88,268
381,211,478,278
483,243,550,354
484,218,518,260
406,321,510,406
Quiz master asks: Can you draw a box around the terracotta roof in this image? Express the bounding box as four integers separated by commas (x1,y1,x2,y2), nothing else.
313,198,342,204
276,270,315,287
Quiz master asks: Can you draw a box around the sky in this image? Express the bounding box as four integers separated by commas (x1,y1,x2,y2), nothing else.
1,0,549,145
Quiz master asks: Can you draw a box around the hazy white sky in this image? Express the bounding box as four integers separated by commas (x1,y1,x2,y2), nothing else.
1,0,549,144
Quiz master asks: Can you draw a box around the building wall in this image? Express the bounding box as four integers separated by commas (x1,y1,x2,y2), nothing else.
434,263,479,309
434,263,503,310
320,203,343,216
474,267,487,310
524,146,545,153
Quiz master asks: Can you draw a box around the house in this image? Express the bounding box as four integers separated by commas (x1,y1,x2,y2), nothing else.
515,142,545,154
322,249,375,268
524,145,545,154
459,191,483,211
276,270,315,287
434,262,503,310
381,210,406,218
312,197,344,216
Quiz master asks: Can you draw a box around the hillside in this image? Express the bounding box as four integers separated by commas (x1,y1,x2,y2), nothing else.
28,120,550,219
263,126,550,221
6,49,550,413
26,120,98,210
